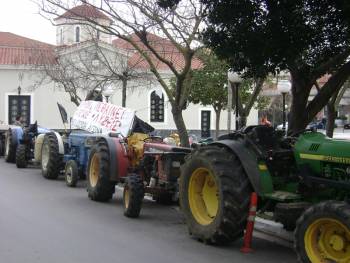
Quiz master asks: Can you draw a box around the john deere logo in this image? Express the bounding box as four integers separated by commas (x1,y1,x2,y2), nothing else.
300,153,350,164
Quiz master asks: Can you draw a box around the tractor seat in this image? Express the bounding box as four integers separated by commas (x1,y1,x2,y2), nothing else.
248,125,276,150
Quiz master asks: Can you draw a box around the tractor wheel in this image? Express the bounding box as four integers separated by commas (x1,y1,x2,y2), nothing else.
123,174,144,218
87,141,115,202
65,160,79,187
16,144,28,168
294,201,350,263
41,133,61,179
4,129,17,163
180,146,252,245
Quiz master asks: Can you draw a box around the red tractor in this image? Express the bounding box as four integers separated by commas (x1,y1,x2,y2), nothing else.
86,120,191,217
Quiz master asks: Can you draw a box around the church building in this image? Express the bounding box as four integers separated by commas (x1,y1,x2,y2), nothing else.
0,4,258,137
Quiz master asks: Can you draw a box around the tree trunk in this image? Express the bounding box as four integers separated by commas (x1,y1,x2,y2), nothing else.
288,72,312,134
171,106,189,147
326,101,336,138
240,112,247,128
122,78,127,107
214,108,221,140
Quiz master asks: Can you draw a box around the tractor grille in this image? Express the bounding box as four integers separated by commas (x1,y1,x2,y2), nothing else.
309,143,320,151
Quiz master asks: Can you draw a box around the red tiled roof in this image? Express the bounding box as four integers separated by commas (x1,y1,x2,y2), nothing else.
113,33,202,71
0,32,56,65
55,4,112,22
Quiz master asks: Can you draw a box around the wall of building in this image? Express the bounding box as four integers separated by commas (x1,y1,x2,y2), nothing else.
109,84,258,137
0,66,78,129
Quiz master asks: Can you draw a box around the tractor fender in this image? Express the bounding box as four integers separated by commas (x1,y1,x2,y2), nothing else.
96,136,130,182
211,139,262,195
53,132,64,155
34,134,45,162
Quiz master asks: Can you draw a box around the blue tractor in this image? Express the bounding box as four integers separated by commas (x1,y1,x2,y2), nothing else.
4,123,50,167
39,130,95,187
38,101,156,188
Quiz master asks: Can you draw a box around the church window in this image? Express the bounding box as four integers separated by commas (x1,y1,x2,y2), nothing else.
75,26,80,43
60,28,63,44
150,91,164,122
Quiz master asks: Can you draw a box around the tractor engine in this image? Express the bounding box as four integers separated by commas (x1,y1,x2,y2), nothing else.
294,132,350,193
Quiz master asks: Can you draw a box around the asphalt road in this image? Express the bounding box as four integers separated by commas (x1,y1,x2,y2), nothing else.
0,160,296,263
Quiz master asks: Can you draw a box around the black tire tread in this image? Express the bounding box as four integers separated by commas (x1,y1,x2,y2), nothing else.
65,160,79,187
5,129,17,163
16,144,27,168
180,146,252,245
294,200,350,263
87,140,115,202
42,132,61,179
123,174,144,218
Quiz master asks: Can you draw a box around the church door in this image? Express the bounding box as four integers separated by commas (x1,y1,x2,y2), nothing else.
8,95,31,126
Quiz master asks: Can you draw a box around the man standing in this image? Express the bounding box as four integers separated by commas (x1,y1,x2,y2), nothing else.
13,115,24,127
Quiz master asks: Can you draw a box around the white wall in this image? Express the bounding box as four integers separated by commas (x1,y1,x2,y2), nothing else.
109,84,258,133
0,67,78,129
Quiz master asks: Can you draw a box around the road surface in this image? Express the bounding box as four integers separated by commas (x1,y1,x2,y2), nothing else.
0,160,296,263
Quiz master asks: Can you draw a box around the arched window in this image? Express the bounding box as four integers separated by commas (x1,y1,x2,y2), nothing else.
150,91,164,122
60,28,63,44
96,29,100,40
75,26,80,43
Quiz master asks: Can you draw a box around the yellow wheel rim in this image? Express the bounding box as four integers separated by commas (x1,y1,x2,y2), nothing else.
305,218,350,263
188,168,219,225
89,154,99,187
124,186,130,209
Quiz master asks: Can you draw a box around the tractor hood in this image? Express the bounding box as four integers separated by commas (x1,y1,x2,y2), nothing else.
295,132,350,168
71,100,153,136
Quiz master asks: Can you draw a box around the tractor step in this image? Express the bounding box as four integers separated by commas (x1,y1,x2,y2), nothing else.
264,191,301,201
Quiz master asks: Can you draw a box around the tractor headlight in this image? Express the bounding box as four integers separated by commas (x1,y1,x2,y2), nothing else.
85,138,94,147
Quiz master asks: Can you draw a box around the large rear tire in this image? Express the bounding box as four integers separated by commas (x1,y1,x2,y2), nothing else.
123,174,144,218
41,133,61,179
16,144,28,168
87,140,115,202
180,146,252,245
4,129,17,163
294,201,350,263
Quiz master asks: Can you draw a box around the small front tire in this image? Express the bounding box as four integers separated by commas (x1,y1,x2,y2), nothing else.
65,160,79,187
294,201,350,263
123,174,144,218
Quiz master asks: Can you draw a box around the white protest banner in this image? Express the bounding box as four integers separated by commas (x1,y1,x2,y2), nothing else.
71,101,135,136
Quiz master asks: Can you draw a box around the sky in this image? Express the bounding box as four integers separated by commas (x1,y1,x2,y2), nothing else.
0,0,56,44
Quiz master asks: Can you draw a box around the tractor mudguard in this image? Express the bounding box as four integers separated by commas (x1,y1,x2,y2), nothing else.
211,139,262,195
98,136,129,182
52,132,64,155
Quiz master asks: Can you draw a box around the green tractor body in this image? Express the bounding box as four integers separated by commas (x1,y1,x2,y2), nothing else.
180,126,350,263
257,131,350,202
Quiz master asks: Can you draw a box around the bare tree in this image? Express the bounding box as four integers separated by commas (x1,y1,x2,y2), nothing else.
31,29,154,106
36,0,206,146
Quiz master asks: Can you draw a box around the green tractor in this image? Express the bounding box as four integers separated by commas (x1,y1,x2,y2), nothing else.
180,125,350,263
